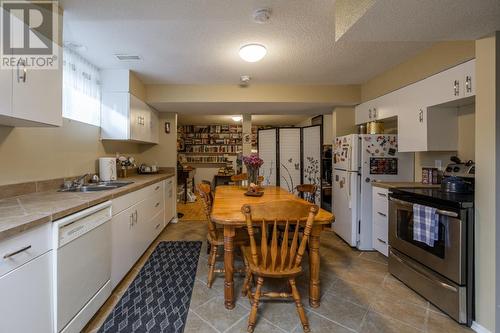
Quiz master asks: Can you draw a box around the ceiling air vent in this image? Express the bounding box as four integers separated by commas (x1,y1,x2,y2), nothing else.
114,54,142,61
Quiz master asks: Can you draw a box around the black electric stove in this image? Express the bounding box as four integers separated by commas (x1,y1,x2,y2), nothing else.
391,187,474,210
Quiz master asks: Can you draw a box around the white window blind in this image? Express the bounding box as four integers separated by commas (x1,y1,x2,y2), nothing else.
63,47,101,126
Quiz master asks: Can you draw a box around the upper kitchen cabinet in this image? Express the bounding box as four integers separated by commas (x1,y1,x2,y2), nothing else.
0,6,63,127
355,89,400,125
100,70,159,144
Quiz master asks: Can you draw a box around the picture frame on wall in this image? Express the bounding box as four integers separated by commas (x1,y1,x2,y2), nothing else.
165,122,171,133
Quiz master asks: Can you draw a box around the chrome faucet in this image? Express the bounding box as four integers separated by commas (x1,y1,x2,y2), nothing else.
72,173,89,187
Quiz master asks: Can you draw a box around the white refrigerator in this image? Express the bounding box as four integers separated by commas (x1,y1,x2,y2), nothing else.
332,134,414,250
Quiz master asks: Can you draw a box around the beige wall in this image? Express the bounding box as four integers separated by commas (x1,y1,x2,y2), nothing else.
139,112,178,168
332,106,356,138
0,119,142,185
474,33,498,332
147,84,360,104
361,41,475,102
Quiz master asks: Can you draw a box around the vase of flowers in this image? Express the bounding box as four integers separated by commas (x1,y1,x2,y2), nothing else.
242,154,264,190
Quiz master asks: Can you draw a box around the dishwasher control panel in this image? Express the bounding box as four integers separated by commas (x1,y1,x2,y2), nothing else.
53,201,112,248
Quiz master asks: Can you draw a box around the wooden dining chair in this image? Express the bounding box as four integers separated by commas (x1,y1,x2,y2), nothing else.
198,183,248,288
296,184,318,203
240,200,319,333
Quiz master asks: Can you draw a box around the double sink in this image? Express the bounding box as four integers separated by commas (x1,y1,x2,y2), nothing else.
59,181,134,192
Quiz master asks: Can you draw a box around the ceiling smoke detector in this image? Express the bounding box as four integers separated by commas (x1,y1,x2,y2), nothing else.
114,54,142,61
253,8,271,23
239,75,251,87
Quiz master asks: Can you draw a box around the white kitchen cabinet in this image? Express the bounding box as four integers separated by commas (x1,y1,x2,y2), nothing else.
0,48,62,127
398,102,458,152
372,187,389,256
462,59,475,97
111,205,140,289
164,177,175,224
101,92,158,144
111,181,166,289
0,251,53,333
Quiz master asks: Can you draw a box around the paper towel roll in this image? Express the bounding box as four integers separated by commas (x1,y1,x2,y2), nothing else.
99,157,117,181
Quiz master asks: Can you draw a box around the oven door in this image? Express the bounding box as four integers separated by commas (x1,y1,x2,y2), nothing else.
388,197,466,284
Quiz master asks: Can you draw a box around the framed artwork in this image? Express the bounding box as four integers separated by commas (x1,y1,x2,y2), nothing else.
165,122,171,133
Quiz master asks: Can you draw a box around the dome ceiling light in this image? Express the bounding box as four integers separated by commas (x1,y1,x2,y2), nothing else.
232,116,242,122
239,43,267,62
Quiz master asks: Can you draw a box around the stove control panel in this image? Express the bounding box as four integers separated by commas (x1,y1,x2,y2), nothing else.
444,162,475,178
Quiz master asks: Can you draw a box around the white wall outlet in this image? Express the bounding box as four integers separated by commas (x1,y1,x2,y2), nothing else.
435,160,442,170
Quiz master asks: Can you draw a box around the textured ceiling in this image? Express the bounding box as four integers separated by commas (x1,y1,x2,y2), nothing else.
60,0,500,85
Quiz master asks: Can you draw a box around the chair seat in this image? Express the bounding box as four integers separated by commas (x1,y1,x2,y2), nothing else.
208,229,249,246
241,245,303,277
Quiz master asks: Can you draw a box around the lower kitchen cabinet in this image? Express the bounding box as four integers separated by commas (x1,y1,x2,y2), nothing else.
111,179,174,289
372,187,389,256
0,251,53,333
111,204,142,288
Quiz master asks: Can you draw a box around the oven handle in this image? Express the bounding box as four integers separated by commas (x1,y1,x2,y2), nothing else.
391,250,458,292
389,197,458,218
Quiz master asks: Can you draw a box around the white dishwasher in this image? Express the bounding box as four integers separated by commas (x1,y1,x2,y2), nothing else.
52,201,112,333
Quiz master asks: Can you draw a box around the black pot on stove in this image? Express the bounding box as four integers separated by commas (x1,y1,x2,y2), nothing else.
440,176,473,193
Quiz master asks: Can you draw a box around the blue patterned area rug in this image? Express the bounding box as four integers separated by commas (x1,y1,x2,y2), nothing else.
98,241,202,333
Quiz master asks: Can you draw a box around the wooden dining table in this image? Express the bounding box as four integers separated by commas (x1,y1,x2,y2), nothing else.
210,185,335,310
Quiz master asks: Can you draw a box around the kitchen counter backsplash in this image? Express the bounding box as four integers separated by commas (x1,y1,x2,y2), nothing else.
0,167,175,200
0,170,175,241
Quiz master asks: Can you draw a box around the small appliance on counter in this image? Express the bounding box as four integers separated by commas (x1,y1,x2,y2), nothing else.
138,163,159,174
441,156,475,193
99,157,117,181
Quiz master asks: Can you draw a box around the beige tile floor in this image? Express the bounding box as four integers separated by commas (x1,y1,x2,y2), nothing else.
83,220,473,333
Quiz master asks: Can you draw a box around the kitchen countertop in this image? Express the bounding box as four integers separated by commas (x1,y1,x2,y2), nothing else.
371,181,441,189
0,173,175,241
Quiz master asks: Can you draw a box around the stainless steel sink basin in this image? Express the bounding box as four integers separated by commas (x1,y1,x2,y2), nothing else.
59,181,134,192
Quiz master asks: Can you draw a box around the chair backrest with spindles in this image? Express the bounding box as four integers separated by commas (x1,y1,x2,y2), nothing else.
241,200,319,273
296,184,317,203
197,183,218,241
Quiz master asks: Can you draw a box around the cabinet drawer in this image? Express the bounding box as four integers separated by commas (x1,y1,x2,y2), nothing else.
112,180,164,215
0,223,51,277
372,188,389,212
142,190,164,223
373,213,388,256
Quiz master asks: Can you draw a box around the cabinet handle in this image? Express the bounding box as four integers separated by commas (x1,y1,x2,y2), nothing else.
155,202,160,207
155,223,161,230
453,80,460,96
377,212,387,217
377,192,387,197
3,245,32,259
368,108,372,119
155,185,160,191
418,109,424,123
373,108,377,119
466,75,472,93
134,210,138,224
129,213,134,228
377,238,387,244
16,60,27,83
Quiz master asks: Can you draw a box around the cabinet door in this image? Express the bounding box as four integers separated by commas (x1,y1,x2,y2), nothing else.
0,67,12,119
398,105,428,152
130,94,148,142
111,206,137,289
0,251,53,333
462,59,475,97
11,46,62,126
101,92,130,140
355,103,371,125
